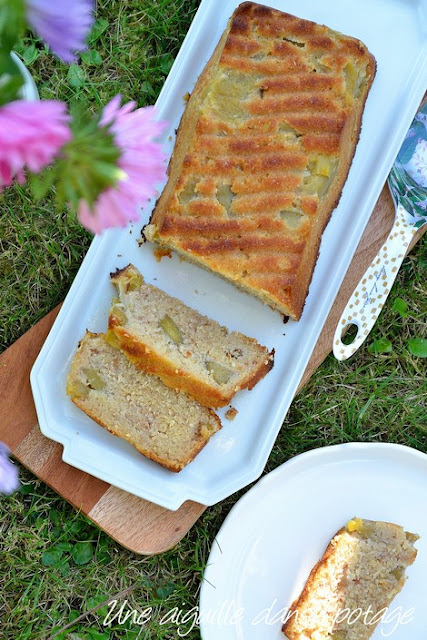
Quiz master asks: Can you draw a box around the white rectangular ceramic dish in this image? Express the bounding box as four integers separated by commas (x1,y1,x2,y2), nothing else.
31,0,427,510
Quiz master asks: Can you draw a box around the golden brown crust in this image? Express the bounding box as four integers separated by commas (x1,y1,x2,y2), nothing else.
145,2,376,320
110,265,136,282
67,332,221,473
71,398,197,473
283,527,345,638
110,322,274,408
108,269,275,408
282,519,419,640
71,395,215,472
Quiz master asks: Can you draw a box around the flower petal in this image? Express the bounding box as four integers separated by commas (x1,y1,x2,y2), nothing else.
77,97,167,234
26,0,94,63
0,100,71,189
0,443,19,495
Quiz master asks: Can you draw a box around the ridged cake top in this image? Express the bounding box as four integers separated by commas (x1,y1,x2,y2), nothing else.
147,2,375,318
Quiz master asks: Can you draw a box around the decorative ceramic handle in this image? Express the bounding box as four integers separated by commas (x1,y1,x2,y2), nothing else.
333,204,418,360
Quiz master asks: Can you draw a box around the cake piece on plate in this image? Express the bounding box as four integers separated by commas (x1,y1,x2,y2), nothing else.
66,332,221,472
282,517,419,640
108,264,274,408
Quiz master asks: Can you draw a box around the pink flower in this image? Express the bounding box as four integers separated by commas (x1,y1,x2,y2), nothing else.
26,0,94,64
77,95,167,234
0,100,71,189
0,443,19,495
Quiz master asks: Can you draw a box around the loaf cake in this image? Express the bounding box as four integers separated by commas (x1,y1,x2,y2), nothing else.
108,264,274,408
144,2,376,320
282,518,419,640
66,332,221,472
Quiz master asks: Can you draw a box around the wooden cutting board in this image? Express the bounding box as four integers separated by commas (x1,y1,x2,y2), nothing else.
0,185,425,555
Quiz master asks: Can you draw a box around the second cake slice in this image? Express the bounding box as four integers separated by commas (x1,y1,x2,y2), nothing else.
66,332,221,472
108,264,274,408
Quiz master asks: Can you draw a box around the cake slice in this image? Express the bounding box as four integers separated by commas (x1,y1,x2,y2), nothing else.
282,518,419,640
144,2,376,320
66,332,221,472
108,264,274,408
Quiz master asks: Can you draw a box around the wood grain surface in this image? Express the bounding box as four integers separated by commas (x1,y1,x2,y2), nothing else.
0,183,425,555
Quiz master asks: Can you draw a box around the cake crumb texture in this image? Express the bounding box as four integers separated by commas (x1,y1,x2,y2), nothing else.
282,518,419,640
109,264,274,407
66,332,221,472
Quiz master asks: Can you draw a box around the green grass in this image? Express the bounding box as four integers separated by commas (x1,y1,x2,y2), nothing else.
0,1,426,638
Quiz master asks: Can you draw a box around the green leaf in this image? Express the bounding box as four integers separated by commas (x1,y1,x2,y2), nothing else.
81,49,103,66
160,54,174,75
54,114,120,212
42,549,63,567
407,338,427,358
19,482,36,495
392,297,408,318
67,64,86,88
51,526,62,539
157,582,176,599
87,595,109,618
140,80,156,98
0,75,24,105
398,121,425,165
58,561,70,576
22,43,39,65
71,541,93,565
87,595,106,609
0,51,24,105
0,0,26,51
49,630,68,640
86,629,111,640
96,549,111,564
88,17,109,43
95,537,111,565
398,136,419,166
68,610,81,622
368,338,393,355
55,541,73,551
140,576,154,588
119,633,140,640
30,169,57,201
49,508,63,528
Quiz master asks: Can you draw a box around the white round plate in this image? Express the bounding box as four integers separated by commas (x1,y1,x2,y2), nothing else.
200,443,427,640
